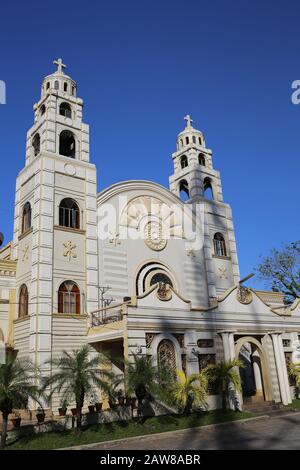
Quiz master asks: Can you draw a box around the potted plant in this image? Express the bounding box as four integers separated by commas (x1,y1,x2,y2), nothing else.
36,407,45,424
117,389,125,406
88,394,96,413
10,411,21,429
58,399,68,416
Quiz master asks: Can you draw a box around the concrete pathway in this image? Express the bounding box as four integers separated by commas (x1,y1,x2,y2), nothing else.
67,411,300,450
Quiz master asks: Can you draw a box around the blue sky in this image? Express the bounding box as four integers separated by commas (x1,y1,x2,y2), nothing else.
0,0,299,288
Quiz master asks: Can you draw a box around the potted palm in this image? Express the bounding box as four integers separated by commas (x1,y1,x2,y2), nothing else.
10,411,21,429
206,359,243,411
0,355,42,448
171,370,208,415
36,407,45,424
58,399,68,416
42,345,113,430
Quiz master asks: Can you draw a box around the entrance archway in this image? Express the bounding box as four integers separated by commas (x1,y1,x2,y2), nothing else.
235,336,273,402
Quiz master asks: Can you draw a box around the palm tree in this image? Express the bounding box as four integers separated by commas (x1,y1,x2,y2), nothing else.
206,359,243,411
172,369,208,414
288,362,300,397
43,345,112,430
0,355,41,448
125,354,173,417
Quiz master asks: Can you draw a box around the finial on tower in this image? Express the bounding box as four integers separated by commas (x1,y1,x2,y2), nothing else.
53,58,66,74
184,114,193,128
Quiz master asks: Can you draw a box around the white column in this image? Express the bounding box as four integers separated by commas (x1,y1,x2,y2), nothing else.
278,334,292,404
271,334,290,405
252,351,263,396
220,332,239,410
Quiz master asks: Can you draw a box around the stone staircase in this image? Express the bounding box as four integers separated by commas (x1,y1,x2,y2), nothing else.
243,398,282,413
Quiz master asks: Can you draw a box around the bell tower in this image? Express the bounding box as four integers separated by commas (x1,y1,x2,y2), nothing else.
169,115,223,202
13,60,98,403
169,116,240,298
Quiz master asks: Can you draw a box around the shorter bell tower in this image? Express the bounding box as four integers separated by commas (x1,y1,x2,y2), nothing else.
169,115,223,203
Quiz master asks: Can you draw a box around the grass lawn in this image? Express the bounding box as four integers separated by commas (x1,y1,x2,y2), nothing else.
5,410,253,450
288,399,300,409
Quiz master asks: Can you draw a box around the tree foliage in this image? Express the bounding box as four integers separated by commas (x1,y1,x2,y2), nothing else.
256,241,300,303
206,359,243,410
171,369,208,412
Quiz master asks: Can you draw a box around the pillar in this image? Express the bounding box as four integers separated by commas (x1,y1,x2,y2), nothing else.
271,333,291,405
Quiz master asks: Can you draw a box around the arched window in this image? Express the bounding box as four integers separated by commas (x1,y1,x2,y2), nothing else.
150,272,173,287
46,82,50,90
59,198,80,229
59,130,75,158
203,177,214,200
136,262,176,296
19,284,28,318
58,281,80,314
59,102,72,118
192,136,196,144
179,179,189,200
185,136,189,145
198,137,202,145
22,202,31,234
71,86,75,96
180,155,188,169
158,339,176,372
64,82,68,92
213,233,227,257
54,80,59,90
198,153,205,166
32,133,40,157
180,139,183,148
40,105,46,116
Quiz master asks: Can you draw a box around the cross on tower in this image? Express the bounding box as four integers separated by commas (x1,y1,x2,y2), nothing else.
184,114,193,128
53,58,66,74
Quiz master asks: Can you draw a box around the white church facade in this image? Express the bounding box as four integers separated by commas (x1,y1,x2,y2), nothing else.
1,59,300,412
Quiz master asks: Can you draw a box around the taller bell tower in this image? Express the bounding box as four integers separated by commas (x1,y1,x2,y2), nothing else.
13,60,98,401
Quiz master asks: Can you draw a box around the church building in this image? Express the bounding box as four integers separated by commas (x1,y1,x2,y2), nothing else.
1,59,300,412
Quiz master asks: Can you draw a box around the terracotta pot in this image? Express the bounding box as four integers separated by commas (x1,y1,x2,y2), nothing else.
11,417,21,428
88,405,95,413
71,407,77,416
95,402,103,412
130,397,137,408
36,413,45,424
58,408,67,416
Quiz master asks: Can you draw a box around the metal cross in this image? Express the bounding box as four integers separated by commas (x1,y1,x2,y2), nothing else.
53,58,66,74
184,114,193,127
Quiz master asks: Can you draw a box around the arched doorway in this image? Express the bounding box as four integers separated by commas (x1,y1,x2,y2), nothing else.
235,336,273,403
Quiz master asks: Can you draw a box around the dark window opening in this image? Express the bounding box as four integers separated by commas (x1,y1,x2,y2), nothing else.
59,130,75,158
64,82,68,92
46,82,50,90
59,198,80,229
198,153,205,166
179,180,189,200
213,232,227,257
192,136,196,144
180,155,188,169
197,339,214,348
22,202,31,234
203,178,214,200
199,137,202,145
54,80,59,90
59,102,72,118
150,273,173,287
32,133,40,157
40,105,46,116
185,136,189,145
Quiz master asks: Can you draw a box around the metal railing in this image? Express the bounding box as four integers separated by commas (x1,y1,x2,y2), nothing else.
91,305,123,327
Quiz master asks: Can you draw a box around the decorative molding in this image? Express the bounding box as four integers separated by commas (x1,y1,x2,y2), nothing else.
236,285,253,305
63,241,77,261
54,225,86,235
21,244,29,262
109,231,121,247
156,282,172,301
144,220,167,251
18,227,33,241
218,267,228,279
